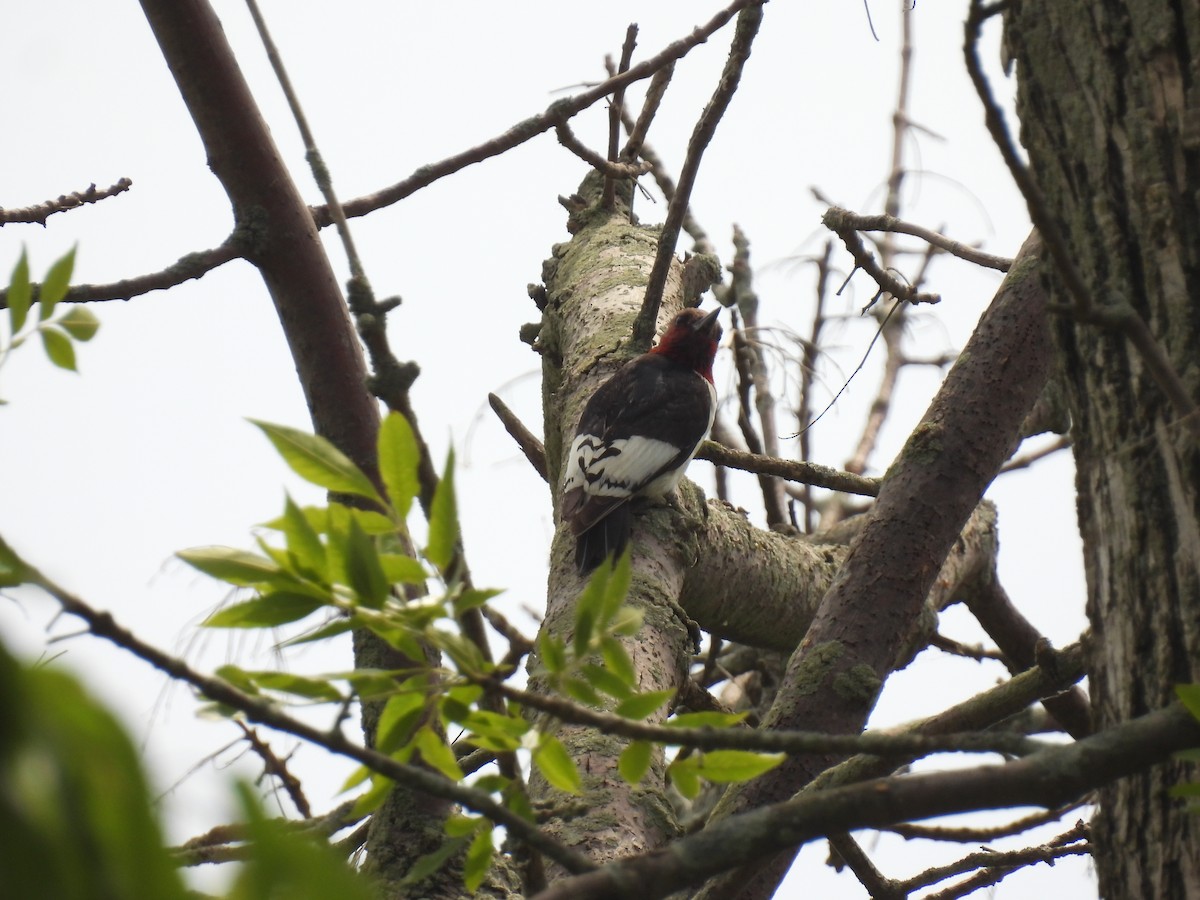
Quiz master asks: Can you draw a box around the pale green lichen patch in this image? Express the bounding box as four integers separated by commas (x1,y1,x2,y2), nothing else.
832,664,882,706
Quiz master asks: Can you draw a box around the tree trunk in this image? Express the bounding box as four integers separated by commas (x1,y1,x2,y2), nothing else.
1006,3,1200,896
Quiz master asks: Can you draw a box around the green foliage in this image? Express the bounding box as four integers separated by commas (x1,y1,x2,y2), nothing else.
2,247,99,397
668,750,786,799
0,641,190,900
227,783,380,900
1172,684,1200,811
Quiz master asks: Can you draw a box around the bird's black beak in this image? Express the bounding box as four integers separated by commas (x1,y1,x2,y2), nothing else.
692,307,722,335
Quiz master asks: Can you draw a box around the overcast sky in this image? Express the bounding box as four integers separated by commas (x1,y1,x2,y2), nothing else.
2,2,1091,896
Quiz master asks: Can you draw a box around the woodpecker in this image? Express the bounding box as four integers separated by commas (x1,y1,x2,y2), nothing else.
561,307,722,574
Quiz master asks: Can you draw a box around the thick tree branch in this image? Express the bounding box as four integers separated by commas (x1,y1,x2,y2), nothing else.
702,231,1052,899
532,704,1200,900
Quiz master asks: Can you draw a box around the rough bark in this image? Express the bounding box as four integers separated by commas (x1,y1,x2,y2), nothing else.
1006,3,1200,896
531,180,695,871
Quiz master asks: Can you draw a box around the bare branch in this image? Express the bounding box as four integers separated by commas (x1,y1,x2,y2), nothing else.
556,121,651,180
0,240,241,308
603,26,639,208
534,705,1199,900
0,178,133,227
321,0,763,228
488,392,548,482
821,208,941,305
826,206,1013,271
634,2,765,347
696,441,879,497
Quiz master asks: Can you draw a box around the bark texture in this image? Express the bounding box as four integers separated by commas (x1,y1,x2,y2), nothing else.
1006,3,1200,896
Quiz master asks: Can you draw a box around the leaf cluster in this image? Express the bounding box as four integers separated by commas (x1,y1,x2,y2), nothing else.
2,248,99,398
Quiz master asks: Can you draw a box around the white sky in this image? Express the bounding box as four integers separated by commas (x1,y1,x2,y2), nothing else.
1,1,1092,896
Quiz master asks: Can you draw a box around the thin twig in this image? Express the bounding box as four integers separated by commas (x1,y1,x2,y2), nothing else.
0,178,133,227
910,820,1091,899
27,567,593,875
1000,435,1070,473
484,678,1047,758
826,207,1012,271
885,799,1089,842
633,2,765,348
0,240,240,308
603,26,639,209
822,209,941,306
697,441,880,496
320,0,762,229
827,833,904,900
556,121,650,180
488,392,548,482
237,723,312,818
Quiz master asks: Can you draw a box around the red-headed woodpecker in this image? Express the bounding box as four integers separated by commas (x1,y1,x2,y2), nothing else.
561,307,722,574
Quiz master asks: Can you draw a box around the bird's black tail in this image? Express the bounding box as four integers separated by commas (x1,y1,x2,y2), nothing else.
575,505,632,575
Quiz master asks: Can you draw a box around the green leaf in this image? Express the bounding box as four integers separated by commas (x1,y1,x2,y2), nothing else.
573,607,596,660
536,632,567,675
38,245,76,318
278,495,327,578
581,663,631,701
1176,683,1200,721
462,709,529,753
0,644,192,900
532,734,582,794
379,553,427,585
215,664,260,694
424,449,458,573
202,593,325,628
243,671,342,702
692,750,786,783
597,549,632,627
0,535,29,587
350,773,394,818
249,420,381,503
8,250,31,333
400,835,468,887
618,741,653,784
1168,782,1200,798
279,618,355,647
667,757,701,799
563,676,602,708
452,587,502,617
573,562,609,654
344,517,388,608
414,726,464,782
378,412,421,522
444,815,483,839
339,765,371,794
428,629,488,676
600,636,635,688
178,546,285,588
39,327,76,371
441,684,484,723
614,689,673,720
464,825,494,892
611,605,645,637
376,692,426,755
56,305,100,341
668,710,748,729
